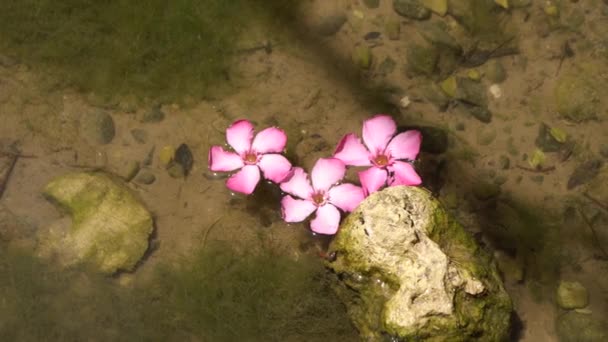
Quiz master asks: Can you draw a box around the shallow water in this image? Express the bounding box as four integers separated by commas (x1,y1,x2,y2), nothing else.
1,0,608,341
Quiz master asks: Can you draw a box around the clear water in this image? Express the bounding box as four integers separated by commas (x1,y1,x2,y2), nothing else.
0,0,607,341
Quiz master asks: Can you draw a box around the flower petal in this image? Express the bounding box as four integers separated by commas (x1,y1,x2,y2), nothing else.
252,127,287,154
311,158,346,192
226,165,260,195
280,167,313,199
226,119,254,154
328,183,365,212
310,204,341,235
333,133,372,166
386,130,422,161
388,161,422,186
281,195,316,223
362,115,397,155
258,153,292,183
208,146,244,172
358,167,388,196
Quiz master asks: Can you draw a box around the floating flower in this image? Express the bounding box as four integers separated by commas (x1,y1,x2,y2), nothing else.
208,119,292,194
333,115,422,195
280,158,364,235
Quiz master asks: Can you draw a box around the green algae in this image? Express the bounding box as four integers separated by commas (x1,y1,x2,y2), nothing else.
0,0,298,105
0,239,356,341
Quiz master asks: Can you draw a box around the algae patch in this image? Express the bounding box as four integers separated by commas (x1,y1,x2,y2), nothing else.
0,240,356,341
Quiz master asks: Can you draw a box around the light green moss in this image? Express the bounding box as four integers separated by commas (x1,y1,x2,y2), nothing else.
42,172,153,273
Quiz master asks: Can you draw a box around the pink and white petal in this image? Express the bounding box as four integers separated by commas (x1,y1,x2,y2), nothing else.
251,127,287,154
226,119,254,154
333,133,372,167
386,130,422,161
208,146,244,172
310,204,341,235
358,167,388,196
311,158,346,192
328,183,365,212
362,115,397,155
258,153,292,183
226,165,260,195
280,167,313,199
281,195,317,223
388,161,422,186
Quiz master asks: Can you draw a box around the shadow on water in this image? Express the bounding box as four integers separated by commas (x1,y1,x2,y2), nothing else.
0,239,357,341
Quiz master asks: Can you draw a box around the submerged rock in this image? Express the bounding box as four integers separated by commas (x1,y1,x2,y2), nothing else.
326,186,512,341
79,110,115,145
39,172,153,274
394,0,431,20
554,74,599,122
556,281,589,310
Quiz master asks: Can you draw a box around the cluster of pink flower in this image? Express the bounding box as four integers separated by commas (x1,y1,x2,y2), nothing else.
208,115,422,235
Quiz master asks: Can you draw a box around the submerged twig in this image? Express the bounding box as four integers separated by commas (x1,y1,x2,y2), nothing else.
583,192,608,212
516,164,556,173
202,217,223,250
577,206,608,260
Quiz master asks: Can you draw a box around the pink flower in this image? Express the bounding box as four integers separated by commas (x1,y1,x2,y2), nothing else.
333,115,422,195
208,119,292,194
280,158,365,235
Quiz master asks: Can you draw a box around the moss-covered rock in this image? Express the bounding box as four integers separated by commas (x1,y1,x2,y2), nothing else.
326,186,512,341
556,281,589,310
39,172,153,274
394,0,431,20
554,74,599,122
406,44,439,76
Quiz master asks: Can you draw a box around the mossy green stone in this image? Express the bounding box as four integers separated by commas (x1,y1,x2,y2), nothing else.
326,186,512,341
407,44,439,75
352,45,373,69
556,281,589,309
42,172,153,274
554,74,599,122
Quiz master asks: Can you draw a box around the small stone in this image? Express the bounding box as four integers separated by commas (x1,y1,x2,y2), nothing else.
486,60,507,83
139,105,165,123
556,281,589,309
499,155,511,169
420,0,448,16
407,44,438,76
135,170,156,185
130,129,148,144
362,0,380,8
79,110,115,145
167,163,185,178
352,45,373,69
530,175,544,184
467,69,481,81
477,127,497,146
393,0,431,20
174,143,194,177
535,123,564,152
316,14,347,36
489,84,502,99
419,83,450,111
466,104,493,123
494,0,509,8
385,19,401,40
122,161,141,182
159,145,175,167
